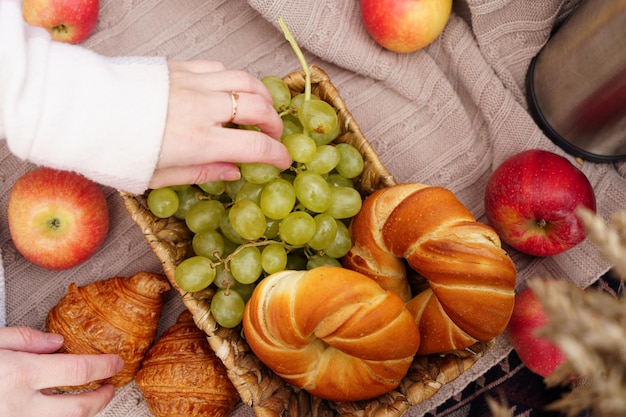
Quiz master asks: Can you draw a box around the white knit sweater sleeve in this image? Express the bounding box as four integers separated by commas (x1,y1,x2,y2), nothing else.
0,0,169,194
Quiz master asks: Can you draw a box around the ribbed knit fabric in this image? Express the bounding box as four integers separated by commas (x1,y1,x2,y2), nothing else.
1,0,625,416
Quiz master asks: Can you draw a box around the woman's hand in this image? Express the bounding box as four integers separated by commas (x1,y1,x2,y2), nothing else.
150,60,292,189
0,326,124,417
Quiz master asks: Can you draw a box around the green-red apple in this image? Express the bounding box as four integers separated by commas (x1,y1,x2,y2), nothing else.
506,283,566,377
359,0,452,53
484,149,596,257
22,0,99,44
7,167,109,270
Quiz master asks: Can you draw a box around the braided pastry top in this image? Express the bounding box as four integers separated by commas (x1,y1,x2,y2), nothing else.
343,183,516,355
242,266,420,402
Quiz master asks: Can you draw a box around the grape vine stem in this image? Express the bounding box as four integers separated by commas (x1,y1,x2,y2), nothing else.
278,17,311,102
215,238,299,272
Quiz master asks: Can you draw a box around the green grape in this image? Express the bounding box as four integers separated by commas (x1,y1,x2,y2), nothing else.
232,282,255,302
222,236,240,257
293,171,332,213
260,178,296,220
229,200,266,241
307,254,342,269
192,230,225,261
281,114,303,140
241,163,281,184
306,145,340,174
239,124,261,132
297,99,338,137
324,186,363,219
173,185,204,220
282,132,317,163
262,75,291,113
211,288,245,328
307,213,338,250
335,143,364,179
326,173,354,188
289,93,318,113
285,253,308,270
170,184,191,192
198,180,226,195
279,211,316,246
235,181,264,205
264,218,281,239
147,187,179,218
230,245,263,284
323,220,352,258
261,243,288,274
309,121,340,146
225,178,247,200
213,263,236,289
280,171,296,183
175,256,216,292
185,199,225,233
220,208,243,244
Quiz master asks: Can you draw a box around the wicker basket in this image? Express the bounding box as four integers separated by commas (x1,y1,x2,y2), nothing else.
122,65,494,417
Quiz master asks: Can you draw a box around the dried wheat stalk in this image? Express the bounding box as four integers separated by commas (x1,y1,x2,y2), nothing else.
576,207,626,281
486,395,514,417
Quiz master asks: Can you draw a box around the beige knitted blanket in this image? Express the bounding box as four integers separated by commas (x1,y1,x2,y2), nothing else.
2,0,625,415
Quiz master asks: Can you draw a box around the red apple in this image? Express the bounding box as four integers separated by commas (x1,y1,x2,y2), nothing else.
359,0,452,53
506,283,566,377
22,0,99,44
484,149,596,257
7,167,109,270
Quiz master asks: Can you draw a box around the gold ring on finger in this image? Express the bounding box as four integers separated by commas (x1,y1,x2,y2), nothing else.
229,91,239,123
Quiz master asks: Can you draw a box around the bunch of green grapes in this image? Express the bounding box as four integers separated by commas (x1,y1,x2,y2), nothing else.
146,23,365,329
147,77,363,328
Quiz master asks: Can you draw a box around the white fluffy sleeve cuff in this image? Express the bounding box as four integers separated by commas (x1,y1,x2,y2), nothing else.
1,0,169,194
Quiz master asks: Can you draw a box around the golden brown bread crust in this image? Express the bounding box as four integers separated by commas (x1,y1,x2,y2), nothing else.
342,184,412,301
242,266,420,402
343,183,516,355
135,310,240,417
45,272,170,391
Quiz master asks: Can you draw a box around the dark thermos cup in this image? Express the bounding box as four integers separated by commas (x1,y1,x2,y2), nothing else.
527,0,626,162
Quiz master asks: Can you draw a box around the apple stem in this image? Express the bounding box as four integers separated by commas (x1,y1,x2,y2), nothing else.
537,219,547,229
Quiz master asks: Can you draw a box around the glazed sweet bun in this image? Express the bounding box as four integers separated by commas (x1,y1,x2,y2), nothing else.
242,266,420,402
342,183,517,355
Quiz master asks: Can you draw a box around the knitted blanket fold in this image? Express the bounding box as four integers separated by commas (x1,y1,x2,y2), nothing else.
1,0,624,416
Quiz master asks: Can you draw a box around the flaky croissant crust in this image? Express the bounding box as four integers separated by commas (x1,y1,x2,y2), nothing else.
135,310,239,417
243,266,420,402
46,271,170,391
343,183,517,355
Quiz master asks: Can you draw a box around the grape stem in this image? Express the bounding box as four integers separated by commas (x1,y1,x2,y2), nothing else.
278,17,311,102
215,238,298,271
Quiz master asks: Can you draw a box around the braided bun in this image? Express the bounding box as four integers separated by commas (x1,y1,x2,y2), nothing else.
342,183,516,355
242,266,420,402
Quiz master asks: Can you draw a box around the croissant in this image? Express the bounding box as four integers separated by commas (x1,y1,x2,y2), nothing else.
135,310,240,417
45,271,170,391
242,266,420,402
342,183,517,355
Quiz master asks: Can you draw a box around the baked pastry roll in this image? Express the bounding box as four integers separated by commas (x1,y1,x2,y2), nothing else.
46,271,170,391
135,310,240,417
